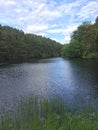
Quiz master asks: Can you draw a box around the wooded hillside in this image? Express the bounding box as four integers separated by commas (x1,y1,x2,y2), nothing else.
61,16,98,59
0,25,62,63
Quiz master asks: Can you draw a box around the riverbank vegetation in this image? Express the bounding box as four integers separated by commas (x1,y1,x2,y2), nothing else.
61,16,98,59
0,97,98,130
1,16,98,63
0,25,62,63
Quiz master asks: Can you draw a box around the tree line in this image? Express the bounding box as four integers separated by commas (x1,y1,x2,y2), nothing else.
0,25,62,63
61,16,98,59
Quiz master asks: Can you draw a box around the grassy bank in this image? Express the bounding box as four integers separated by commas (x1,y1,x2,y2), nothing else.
0,97,98,130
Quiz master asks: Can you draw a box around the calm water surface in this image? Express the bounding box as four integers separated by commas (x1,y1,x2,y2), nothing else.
0,58,98,112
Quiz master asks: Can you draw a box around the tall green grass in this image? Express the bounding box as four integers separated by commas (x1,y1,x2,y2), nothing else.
0,96,98,130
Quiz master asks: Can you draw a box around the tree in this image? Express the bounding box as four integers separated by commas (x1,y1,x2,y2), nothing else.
61,44,70,58
61,40,82,58
71,22,91,42
95,17,98,50
80,25,96,57
0,25,62,63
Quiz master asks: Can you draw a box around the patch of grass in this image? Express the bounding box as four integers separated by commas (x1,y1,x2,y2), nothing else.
0,96,98,130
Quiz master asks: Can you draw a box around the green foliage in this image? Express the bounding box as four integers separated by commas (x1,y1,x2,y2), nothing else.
61,40,82,58
95,16,98,28
82,25,96,56
68,40,83,58
71,22,91,42
61,44,70,58
62,16,98,59
0,97,98,130
0,25,62,63
95,29,98,50
85,52,98,59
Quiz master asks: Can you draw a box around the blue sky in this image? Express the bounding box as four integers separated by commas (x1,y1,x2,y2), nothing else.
0,0,98,44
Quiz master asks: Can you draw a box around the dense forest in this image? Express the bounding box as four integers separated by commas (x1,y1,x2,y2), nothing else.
1,16,98,63
0,25,62,63
61,16,98,59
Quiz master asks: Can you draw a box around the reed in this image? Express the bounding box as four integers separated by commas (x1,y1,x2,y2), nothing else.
0,96,98,130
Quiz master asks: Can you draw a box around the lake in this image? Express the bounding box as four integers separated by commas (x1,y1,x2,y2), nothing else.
0,57,98,112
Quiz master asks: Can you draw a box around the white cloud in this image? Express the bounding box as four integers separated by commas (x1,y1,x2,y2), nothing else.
60,24,79,44
25,24,49,34
0,0,16,5
77,1,98,19
0,0,98,44
63,24,79,36
47,28,63,33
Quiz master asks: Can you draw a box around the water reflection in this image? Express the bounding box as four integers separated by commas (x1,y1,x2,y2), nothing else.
0,58,98,112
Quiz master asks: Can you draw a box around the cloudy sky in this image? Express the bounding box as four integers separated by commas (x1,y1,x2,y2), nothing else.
0,0,98,44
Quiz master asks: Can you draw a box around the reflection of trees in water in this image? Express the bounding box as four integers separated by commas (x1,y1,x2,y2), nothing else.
67,59,98,104
0,58,98,112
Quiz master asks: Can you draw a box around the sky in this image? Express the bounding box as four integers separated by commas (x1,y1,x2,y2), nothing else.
0,0,98,44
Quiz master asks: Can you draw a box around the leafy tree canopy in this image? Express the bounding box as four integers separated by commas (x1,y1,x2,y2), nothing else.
0,25,62,63
61,16,98,59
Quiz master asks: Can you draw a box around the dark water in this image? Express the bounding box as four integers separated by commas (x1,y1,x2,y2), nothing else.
0,58,98,112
